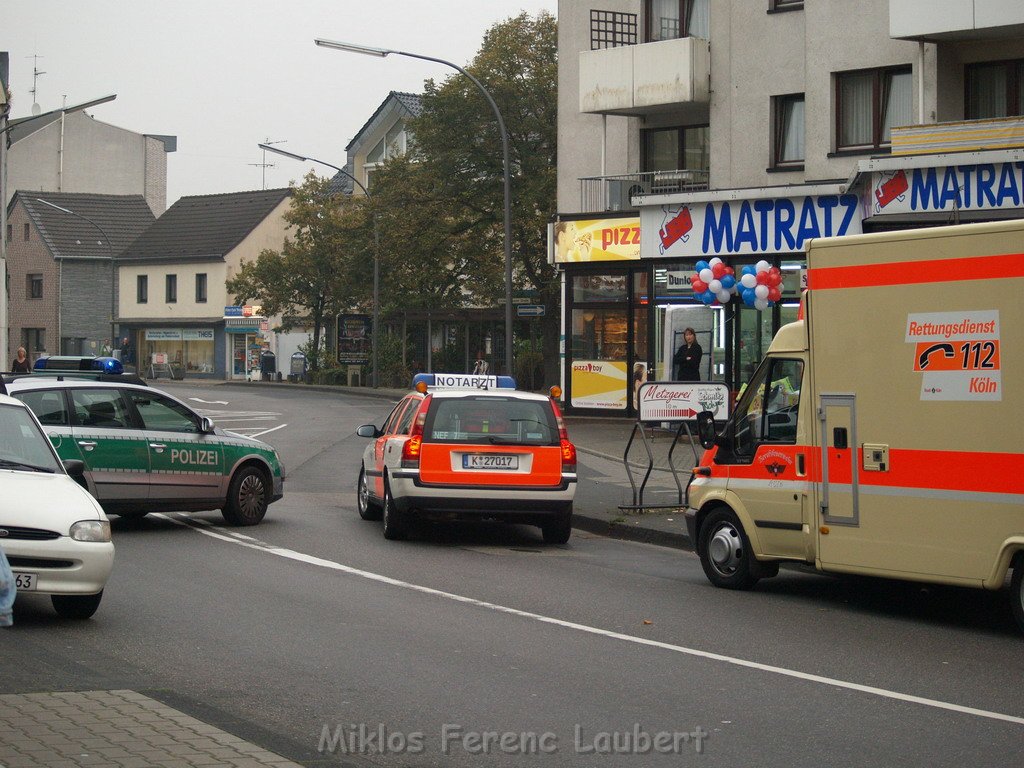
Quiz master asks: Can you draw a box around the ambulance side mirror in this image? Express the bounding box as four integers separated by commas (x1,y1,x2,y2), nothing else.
696,411,718,450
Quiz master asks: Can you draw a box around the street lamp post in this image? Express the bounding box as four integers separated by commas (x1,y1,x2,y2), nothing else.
314,38,515,377
258,143,381,388
34,198,116,356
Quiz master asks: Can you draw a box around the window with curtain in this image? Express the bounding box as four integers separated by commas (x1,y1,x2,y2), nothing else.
967,59,1024,119
773,94,805,166
836,66,912,151
645,0,709,42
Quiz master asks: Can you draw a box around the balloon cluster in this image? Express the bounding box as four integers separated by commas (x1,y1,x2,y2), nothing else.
690,258,782,311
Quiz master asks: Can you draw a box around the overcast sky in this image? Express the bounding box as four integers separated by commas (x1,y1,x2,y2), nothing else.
3,0,557,206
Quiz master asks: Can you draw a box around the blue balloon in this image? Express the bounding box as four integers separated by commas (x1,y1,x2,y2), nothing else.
701,290,716,305
742,288,756,306
741,265,757,276
720,274,736,289
695,260,710,272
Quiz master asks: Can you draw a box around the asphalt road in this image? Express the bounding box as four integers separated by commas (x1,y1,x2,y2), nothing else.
3,382,1023,767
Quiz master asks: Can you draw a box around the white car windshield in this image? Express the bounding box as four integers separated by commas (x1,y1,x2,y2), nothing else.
0,404,62,473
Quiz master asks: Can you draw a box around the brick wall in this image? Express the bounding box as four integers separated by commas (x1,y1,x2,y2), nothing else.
6,202,59,360
144,136,168,215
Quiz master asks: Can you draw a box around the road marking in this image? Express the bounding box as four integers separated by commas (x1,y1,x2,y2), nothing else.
154,513,1024,727
249,423,287,438
189,397,230,405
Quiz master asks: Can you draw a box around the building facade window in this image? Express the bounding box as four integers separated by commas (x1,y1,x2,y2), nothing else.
642,125,710,173
24,222,30,241
6,224,10,241
644,0,709,42
23,328,46,356
27,274,43,300
137,275,148,304
166,274,177,303
364,119,412,190
768,0,803,11
773,94,805,167
195,273,208,303
836,66,912,151
966,59,1024,119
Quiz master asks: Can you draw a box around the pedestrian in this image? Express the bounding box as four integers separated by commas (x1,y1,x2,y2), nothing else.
673,328,703,381
632,362,647,401
0,546,14,627
472,351,489,376
10,346,31,374
120,337,131,365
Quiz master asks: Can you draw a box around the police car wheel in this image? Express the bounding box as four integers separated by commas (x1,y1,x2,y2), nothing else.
357,469,382,521
541,507,572,545
698,508,760,590
223,466,269,526
381,481,408,541
51,591,103,620
1011,555,1024,634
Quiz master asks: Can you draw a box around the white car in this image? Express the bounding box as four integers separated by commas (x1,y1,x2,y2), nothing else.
0,392,114,619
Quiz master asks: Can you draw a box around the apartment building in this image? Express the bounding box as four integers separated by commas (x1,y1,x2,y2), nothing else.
555,0,1024,413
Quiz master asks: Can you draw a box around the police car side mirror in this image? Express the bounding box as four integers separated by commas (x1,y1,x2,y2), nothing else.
200,417,215,434
696,411,718,450
356,424,381,439
63,459,86,478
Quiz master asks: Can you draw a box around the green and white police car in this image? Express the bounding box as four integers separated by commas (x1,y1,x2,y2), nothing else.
6,378,284,526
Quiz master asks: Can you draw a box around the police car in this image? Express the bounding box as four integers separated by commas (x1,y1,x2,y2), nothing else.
5,378,285,526
0,392,114,619
356,374,577,543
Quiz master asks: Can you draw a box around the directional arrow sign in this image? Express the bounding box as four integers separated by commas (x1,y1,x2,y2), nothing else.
516,304,546,317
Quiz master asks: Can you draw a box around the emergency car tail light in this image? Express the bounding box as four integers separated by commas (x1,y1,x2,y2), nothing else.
550,399,577,472
401,396,431,468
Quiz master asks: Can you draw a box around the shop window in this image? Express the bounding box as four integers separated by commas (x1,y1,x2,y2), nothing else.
195,273,208,303
166,274,177,303
966,59,1024,119
645,0,709,42
571,308,628,362
772,94,805,168
572,273,627,303
137,275,148,304
835,66,912,151
27,274,43,299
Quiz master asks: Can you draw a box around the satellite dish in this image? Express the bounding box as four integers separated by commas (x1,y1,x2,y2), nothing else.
32,103,41,116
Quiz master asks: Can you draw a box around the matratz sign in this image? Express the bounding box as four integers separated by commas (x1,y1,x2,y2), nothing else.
637,381,729,423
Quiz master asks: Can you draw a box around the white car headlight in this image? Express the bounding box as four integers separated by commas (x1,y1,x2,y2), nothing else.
70,520,112,542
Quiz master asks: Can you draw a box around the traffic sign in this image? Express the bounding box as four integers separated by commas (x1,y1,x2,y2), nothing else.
516,304,546,317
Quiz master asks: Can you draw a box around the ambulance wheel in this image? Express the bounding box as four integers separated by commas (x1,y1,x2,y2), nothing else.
699,508,761,590
381,481,408,541
223,466,269,526
541,507,573,545
52,591,103,620
1011,555,1024,634
357,469,382,521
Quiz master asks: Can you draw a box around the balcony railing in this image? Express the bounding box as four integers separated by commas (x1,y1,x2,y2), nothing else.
580,170,710,212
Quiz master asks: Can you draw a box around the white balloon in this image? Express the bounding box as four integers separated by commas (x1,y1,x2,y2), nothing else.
708,279,723,293
699,268,714,283
716,289,732,304
740,273,757,289
754,297,769,311
754,284,769,299
709,257,723,267
756,260,771,273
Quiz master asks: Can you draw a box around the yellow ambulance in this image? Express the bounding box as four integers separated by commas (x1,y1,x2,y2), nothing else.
686,220,1024,632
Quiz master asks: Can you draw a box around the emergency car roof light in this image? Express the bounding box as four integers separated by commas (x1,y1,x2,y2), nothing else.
412,373,517,391
549,385,562,399
415,381,429,394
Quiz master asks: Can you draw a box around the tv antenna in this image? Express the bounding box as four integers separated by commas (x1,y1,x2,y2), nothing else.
249,138,286,189
26,53,45,115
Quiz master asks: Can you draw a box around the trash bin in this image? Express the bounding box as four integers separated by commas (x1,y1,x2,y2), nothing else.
260,351,277,382
289,352,307,383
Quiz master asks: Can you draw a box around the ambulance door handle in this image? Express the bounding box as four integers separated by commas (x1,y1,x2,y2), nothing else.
149,443,167,453
77,440,97,451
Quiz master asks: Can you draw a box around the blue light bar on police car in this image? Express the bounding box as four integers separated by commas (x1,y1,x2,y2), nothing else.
413,373,517,390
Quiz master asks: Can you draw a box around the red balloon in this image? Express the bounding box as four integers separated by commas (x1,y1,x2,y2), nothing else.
768,286,782,302
768,272,783,287
711,263,726,279
756,271,770,285
692,279,708,294
724,266,735,276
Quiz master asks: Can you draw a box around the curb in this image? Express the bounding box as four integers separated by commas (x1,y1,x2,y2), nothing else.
572,512,694,551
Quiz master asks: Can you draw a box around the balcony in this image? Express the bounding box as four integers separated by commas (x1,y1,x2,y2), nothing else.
890,0,1024,41
579,36,711,116
580,170,710,212
891,116,1024,156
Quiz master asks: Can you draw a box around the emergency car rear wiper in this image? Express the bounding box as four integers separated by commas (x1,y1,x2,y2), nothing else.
0,458,56,473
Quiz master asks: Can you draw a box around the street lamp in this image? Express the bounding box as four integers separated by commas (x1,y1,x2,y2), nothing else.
34,197,116,356
258,143,381,388
314,37,515,377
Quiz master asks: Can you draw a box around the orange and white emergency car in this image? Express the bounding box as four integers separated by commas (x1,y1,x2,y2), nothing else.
356,374,577,543
686,219,1024,633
